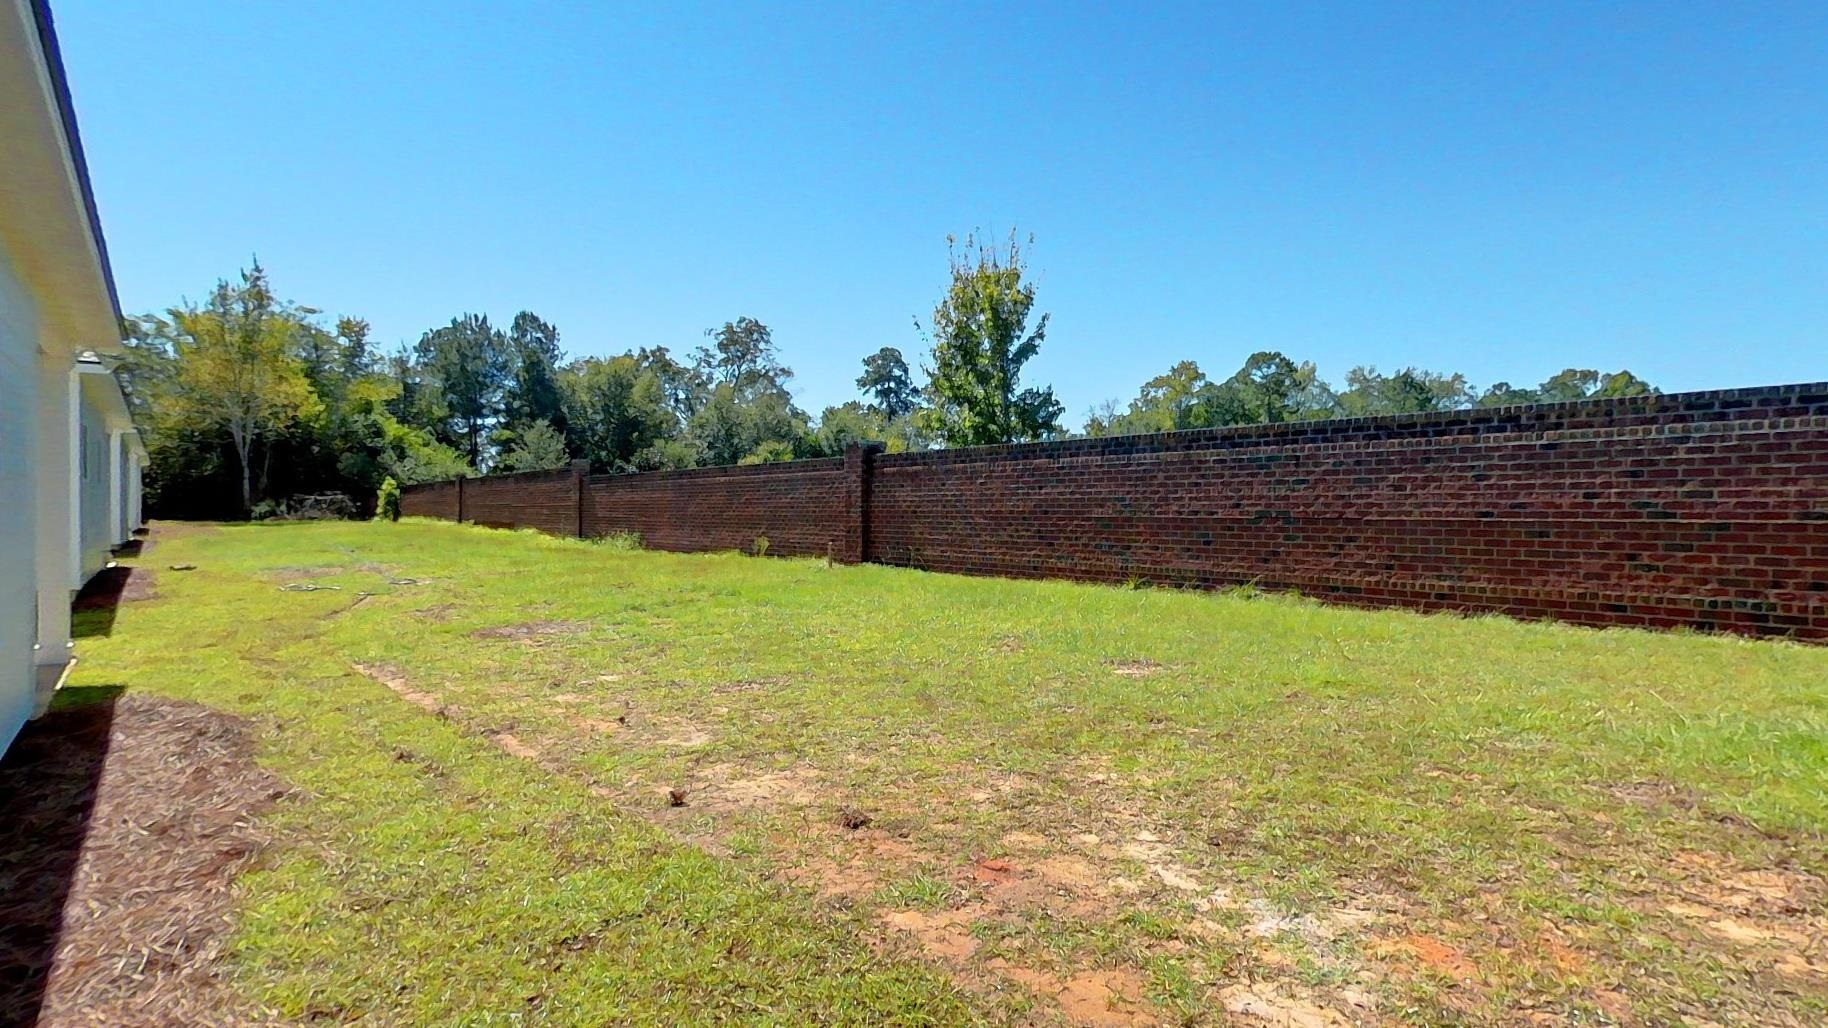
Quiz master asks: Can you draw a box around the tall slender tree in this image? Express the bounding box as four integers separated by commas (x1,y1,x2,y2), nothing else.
505,311,568,433
694,317,793,398
918,232,1062,446
857,346,917,417
414,313,510,466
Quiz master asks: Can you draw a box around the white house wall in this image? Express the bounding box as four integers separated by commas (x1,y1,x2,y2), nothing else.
1,0,133,755
76,385,110,581
112,428,126,539
0,242,41,754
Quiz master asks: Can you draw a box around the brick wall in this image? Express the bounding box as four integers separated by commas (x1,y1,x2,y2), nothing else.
582,458,846,557
399,383,1828,640
398,479,458,520
463,467,581,536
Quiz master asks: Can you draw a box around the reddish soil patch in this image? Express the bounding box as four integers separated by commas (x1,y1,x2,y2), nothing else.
990,960,1157,1027
1376,934,1482,982
355,663,451,717
0,691,288,1027
879,909,981,959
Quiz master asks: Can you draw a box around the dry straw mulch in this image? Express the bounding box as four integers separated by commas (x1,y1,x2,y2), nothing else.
0,692,288,1027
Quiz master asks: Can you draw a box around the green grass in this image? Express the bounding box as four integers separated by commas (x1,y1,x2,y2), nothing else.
71,519,1828,1025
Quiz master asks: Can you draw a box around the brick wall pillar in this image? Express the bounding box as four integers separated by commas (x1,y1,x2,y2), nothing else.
571,459,590,538
456,476,467,523
841,441,884,564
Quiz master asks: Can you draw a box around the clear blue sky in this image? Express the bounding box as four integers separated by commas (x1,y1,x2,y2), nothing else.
57,1,1828,420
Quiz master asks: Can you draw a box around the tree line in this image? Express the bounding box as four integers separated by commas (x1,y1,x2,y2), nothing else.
1084,356,1655,437
119,230,1654,518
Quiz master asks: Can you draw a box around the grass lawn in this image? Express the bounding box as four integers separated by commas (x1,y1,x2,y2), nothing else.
68,519,1828,1025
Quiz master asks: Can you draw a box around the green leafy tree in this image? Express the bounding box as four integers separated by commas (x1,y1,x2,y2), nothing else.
150,263,321,513
336,317,374,379
496,419,571,473
1593,370,1657,398
1537,368,1605,403
294,321,346,404
739,439,798,465
680,317,810,465
1222,351,1335,424
560,355,681,472
1478,368,1657,407
918,231,1062,445
694,317,792,397
688,383,811,466
632,346,707,421
1337,365,1474,416
414,313,510,466
374,413,474,483
505,312,568,433
1084,360,1213,436
1086,352,1336,436
857,346,918,417
1476,381,1540,407
814,401,888,454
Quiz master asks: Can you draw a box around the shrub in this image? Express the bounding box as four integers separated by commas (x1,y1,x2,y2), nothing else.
375,477,401,522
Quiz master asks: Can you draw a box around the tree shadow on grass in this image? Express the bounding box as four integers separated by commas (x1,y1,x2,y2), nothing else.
0,685,123,1028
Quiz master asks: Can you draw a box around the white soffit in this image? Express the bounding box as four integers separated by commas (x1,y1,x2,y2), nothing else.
0,0,124,357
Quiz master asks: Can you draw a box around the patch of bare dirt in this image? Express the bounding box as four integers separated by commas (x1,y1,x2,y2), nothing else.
267,565,338,582
654,723,712,748
354,665,558,770
683,763,820,813
0,692,289,1027
1108,659,1166,678
1668,850,1826,916
342,663,1358,1027
355,662,451,716
988,960,1158,1027
1374,934,1482,982
1218,983,1354,1027
483,731,542,761
879,908,981,959
411,604,458,622
1643,849,1828,984
469,620,590,641
782,830,924,900
143,521,220,543
1604,778,1698,811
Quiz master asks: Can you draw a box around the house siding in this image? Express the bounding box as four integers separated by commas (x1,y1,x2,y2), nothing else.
0,245,41,753
76,396,110,580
